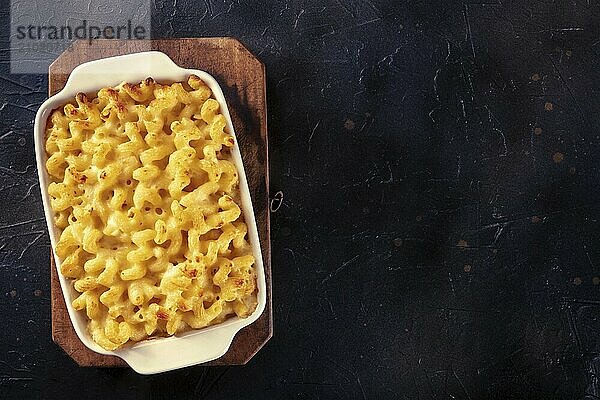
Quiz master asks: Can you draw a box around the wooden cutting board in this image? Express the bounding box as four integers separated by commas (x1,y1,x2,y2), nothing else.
48,38,272,367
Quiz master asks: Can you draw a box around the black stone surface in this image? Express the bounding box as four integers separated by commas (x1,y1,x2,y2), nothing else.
2,1,600,399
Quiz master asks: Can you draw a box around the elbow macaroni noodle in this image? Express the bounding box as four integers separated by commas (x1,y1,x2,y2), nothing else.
45,76,258,350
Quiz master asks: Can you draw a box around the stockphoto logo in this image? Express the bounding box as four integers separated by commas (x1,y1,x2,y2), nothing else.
14,20,147,44
10,0,152,74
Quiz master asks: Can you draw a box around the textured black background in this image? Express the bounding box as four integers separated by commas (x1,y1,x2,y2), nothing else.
2,0,600,399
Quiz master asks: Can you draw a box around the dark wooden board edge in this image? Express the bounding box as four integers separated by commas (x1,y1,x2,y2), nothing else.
48,38,272,368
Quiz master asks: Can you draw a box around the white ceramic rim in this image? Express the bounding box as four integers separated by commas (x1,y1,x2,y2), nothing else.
34,51,267,374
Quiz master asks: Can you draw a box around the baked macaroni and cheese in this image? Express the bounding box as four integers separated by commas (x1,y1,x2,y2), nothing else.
44,75,258,350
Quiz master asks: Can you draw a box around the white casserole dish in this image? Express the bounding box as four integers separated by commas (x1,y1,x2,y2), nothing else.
34,51,267,374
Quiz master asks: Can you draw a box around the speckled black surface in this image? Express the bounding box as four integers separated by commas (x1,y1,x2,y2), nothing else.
3,1,600,399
